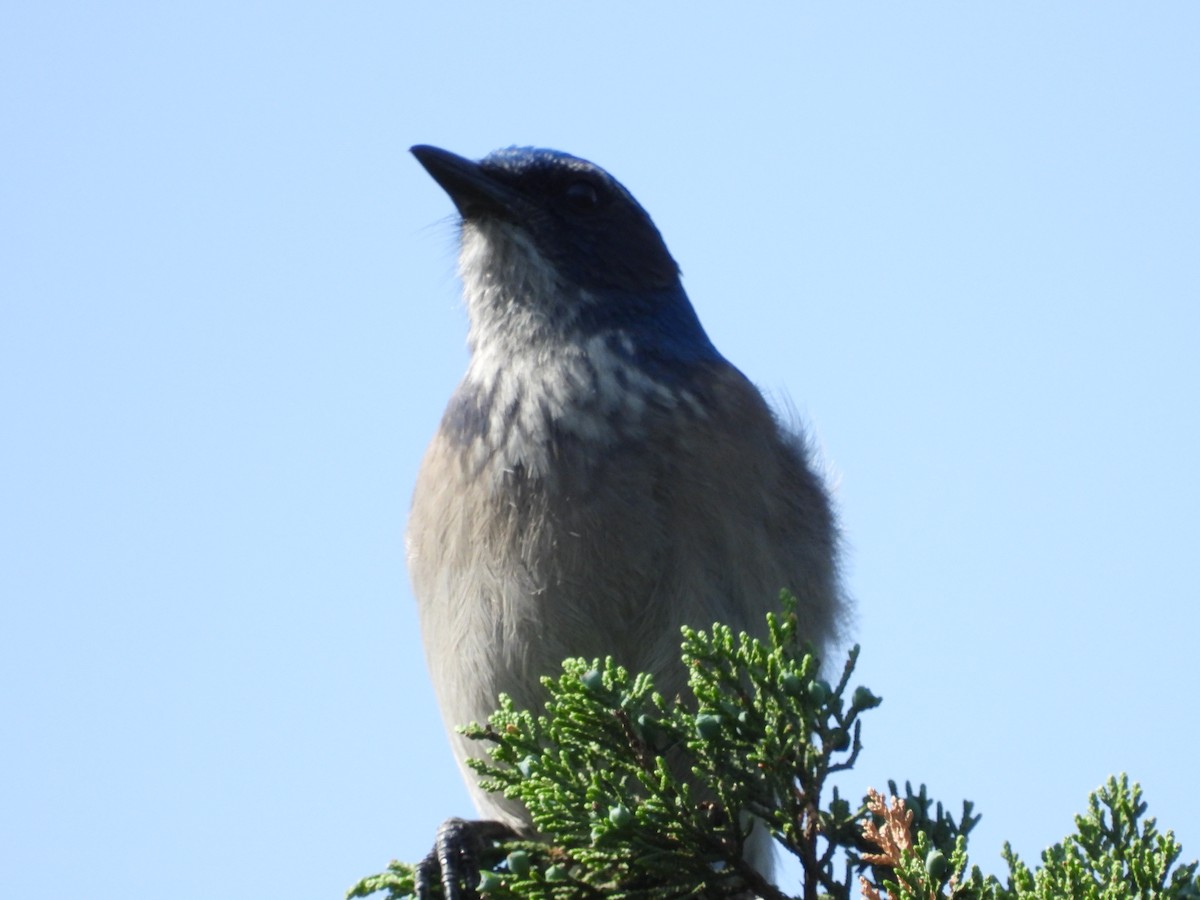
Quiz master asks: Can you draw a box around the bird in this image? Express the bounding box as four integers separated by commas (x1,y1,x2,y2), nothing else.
406,144,843,892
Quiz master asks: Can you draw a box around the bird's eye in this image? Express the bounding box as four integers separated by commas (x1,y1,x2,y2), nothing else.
564,180,601,211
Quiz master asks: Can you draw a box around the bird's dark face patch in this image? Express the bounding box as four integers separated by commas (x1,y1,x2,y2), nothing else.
470,147,681,293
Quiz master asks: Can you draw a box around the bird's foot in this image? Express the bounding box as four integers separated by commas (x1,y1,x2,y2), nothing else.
414,817,519,900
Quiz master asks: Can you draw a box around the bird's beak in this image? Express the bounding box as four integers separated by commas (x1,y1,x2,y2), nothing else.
411,145,526,221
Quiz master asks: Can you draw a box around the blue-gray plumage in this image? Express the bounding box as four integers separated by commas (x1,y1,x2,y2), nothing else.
407,145,843,872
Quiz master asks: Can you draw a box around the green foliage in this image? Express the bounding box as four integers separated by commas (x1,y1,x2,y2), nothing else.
349,597,1197,899
994,775,1200,900
857,776,1200,900
446,598,875,898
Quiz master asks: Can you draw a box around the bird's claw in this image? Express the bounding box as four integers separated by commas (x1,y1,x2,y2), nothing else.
414,818,518,900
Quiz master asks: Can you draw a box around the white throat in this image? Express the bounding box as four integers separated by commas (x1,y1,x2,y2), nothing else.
454,220,696,480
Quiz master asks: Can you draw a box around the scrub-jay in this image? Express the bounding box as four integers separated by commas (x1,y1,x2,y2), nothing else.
407,144,843,894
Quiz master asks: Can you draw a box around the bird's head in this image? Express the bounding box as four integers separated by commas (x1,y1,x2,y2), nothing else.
412,145,716,362
413,144,678,291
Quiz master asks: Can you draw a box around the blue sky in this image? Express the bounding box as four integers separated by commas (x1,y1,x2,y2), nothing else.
2,4,1197,897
